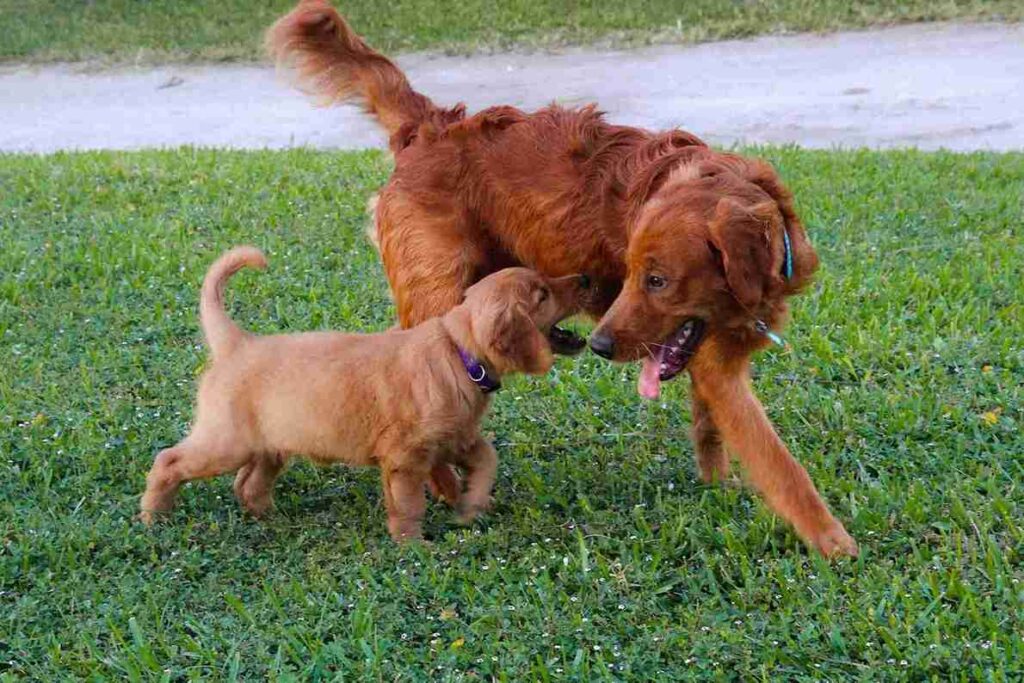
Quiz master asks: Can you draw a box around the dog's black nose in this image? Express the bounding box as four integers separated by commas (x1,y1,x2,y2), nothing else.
577,274,591,290
589,332,615,359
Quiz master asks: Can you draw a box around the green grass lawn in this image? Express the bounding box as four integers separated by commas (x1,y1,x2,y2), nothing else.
2,0,1022,64
1,146,1021,680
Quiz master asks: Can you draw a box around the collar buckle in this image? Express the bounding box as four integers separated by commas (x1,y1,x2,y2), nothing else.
457,348,501,394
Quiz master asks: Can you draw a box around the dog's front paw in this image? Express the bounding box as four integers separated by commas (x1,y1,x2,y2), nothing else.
806,520,859,558
455,498,492,525
242,497,273,519
136,509,161,526
388,521,426,543
428,464,462,507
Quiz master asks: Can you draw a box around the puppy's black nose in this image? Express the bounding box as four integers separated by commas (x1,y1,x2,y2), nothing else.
577,274,591,290
589,332,615,359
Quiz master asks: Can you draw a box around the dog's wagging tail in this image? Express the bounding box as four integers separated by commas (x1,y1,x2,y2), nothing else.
266,0,465,151
199,246,267,360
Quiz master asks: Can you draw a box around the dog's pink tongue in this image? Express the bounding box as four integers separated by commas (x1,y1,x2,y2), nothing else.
638,357,662,400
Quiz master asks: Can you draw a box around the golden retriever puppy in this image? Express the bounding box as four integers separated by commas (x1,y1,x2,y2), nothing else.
139,247,586,540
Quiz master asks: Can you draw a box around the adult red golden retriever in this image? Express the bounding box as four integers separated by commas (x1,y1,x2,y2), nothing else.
268,0,857,557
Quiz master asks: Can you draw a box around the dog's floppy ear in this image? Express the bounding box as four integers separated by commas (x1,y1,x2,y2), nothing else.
742,159,818,288
708,198,782,309
483,302,554,376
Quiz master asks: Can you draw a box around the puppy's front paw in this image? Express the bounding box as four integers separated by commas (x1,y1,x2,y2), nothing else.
388,523,426,543
240,496,273,518
137,509,159,526
394,533,430,546
807,520,859,558
428,464,462,507
455,498,492,525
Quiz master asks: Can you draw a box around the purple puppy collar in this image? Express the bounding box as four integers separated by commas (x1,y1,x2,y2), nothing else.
458,347,501,394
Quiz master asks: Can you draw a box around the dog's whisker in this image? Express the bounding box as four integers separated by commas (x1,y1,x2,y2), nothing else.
641,341,669,356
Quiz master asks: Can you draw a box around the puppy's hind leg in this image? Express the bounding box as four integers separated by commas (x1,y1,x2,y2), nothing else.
235,453,285,518
139,443,192,524
139,432,251,525
232,461,256,505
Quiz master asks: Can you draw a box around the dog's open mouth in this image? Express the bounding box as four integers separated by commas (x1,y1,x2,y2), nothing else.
638,318,706,399
548,324,586,355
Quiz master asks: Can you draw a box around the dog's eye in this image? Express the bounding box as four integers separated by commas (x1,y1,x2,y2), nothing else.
646,274,667,291
537,287,550,303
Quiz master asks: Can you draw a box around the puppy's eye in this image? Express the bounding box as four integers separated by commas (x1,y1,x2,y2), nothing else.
646,274,667,291
537,287,550,303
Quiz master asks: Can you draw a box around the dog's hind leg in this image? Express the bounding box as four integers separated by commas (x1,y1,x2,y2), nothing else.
234,453,285,517
139,432,252,525
232,461,256,505
139,443,193,524
375,192,486,328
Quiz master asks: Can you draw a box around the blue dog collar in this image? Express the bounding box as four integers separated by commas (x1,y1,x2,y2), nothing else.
781,228,793,280
754,227,794,347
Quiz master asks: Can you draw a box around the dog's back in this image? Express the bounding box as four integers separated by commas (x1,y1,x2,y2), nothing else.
196,325,487,466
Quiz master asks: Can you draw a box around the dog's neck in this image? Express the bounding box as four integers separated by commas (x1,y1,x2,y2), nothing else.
439,307,504,393
456,347,501,393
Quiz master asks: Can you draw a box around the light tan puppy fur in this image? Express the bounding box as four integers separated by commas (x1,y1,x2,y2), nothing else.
139,247,583,540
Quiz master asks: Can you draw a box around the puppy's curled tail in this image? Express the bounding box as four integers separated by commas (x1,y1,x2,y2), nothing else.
199,246,268,360
267,0,437,139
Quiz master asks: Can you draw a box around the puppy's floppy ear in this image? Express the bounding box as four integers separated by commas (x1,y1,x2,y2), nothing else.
708,198,781,309
484,302,554,376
